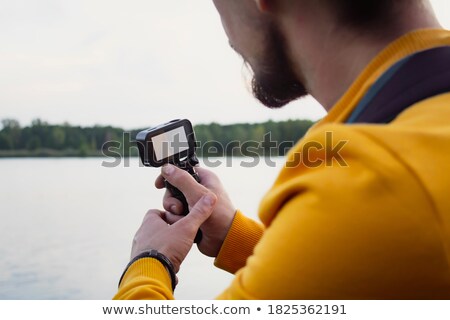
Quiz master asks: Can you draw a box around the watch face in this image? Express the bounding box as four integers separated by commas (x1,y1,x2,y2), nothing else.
136,119,196,167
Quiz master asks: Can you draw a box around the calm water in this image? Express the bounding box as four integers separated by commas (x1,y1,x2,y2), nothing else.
0,157,284,299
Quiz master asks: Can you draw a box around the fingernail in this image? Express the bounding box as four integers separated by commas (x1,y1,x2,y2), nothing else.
203,194,216,207
162,164,175,175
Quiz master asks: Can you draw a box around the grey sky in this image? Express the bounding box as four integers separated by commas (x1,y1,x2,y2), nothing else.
1,0,449,129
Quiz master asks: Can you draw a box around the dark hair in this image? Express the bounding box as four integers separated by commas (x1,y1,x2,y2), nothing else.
329,0,401,30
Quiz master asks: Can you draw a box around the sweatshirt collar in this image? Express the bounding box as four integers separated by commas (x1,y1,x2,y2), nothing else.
315,29,450,128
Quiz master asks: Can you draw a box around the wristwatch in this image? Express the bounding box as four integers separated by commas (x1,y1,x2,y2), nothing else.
118,249,177,291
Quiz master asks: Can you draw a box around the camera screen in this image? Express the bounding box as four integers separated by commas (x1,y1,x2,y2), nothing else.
151,126,190,161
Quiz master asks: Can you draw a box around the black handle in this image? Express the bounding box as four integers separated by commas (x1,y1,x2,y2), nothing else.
164,172,202,243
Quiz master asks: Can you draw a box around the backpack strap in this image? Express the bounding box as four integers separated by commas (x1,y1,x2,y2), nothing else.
346,46,450,124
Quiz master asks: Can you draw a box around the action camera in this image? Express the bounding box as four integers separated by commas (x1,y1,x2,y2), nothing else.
136,119,202,243
136,119,198,168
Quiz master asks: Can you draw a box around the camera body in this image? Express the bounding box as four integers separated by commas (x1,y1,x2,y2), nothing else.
136,119,202,243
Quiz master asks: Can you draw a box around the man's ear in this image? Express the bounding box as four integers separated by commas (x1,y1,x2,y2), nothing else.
254,0,271,13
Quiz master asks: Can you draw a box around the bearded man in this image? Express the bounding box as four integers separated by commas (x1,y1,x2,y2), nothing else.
115,0,450,299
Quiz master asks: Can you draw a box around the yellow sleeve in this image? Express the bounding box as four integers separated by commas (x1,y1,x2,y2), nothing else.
214,210,265,274
113,258,174,300
214,124,448,299
215,166,436,299
113,211,263,300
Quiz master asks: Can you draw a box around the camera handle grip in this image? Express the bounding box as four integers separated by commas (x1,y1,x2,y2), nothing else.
164,172,203,243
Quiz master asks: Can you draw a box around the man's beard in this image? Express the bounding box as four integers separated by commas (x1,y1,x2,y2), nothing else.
251,22,308,109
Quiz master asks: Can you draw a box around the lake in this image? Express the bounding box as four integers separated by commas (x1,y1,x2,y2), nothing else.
0,157,285,299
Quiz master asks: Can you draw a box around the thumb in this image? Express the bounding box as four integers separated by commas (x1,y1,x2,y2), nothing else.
173,193,217,236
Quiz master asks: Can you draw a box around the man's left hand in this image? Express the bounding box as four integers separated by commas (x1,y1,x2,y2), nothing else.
130,194,217,272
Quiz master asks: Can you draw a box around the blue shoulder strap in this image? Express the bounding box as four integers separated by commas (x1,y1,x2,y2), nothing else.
347,46,450,124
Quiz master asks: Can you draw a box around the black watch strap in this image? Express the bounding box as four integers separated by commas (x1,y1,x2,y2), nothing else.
118,250,177,291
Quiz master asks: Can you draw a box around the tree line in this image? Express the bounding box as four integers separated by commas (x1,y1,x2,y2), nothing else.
0,118,315,157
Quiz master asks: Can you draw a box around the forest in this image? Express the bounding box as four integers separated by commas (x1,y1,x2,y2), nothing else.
0,118,315,157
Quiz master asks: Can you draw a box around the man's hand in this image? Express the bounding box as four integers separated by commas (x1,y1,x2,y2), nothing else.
131,194,217,273
155,165,237,258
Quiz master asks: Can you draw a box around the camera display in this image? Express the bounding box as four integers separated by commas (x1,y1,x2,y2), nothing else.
151,126,189,161
136,119,197,168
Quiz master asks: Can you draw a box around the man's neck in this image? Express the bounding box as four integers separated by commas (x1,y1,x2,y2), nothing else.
281,3,442,111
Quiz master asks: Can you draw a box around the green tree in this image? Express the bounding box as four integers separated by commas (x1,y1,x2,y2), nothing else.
51,127,66,150
0,117,315,157
0,133,13,150
26,136,41,151
1,119,21,149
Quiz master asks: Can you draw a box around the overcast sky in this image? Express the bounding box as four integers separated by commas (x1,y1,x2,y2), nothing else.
1,0,449,129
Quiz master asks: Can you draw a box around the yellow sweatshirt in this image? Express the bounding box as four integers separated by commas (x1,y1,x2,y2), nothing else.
114,29,450,300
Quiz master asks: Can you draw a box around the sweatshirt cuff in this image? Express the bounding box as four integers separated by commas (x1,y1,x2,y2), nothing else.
214,210,264,274
119,257,173,292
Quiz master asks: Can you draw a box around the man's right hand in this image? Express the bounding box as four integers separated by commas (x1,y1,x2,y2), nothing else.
155,165,237,258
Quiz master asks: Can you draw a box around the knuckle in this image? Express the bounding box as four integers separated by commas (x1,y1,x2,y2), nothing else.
163,202,172,211
144,209,161,221
171,167,185,179
208,192,218,203
143,211,153,222
203,191,216,200
200,190,209,198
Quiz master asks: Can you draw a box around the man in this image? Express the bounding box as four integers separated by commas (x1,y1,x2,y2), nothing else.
114,0,450,299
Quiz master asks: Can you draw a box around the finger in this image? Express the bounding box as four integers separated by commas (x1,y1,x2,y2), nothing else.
154,174,165,189
195,167,216,181
193,167,222,189
164,211,184,225
163,190,184,215
161,164,209,203
173,193,217,236
143,209,166,223
144,209,184,225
